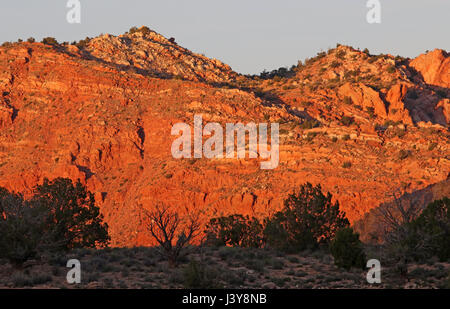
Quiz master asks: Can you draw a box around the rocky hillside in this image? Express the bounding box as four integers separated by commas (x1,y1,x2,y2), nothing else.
0,28,448,246
77,26,237,84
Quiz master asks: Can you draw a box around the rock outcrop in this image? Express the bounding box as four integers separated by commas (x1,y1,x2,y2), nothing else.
410,49,450,88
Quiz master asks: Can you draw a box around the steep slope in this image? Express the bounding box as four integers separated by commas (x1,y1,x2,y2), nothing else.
80,26,238,84
0,30,448,246
252,45,449,127
410,49,449,88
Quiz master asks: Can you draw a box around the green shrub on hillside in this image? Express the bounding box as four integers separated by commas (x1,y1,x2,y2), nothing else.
330,227,366,270
41,37,59,46
340,116,354,126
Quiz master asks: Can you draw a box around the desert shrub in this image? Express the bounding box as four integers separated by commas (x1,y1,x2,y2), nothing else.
342,161,352,168
366,106,375,118
340,116,354,126
128,26,138,34
264,183,349,252
183,260,221,289
330,227,366,270
393,127,406,138
11,272,33,287
377,194,448,266
299,119,320,129
428,142,438,151
0,179,110,266
330,61,341,68
398,149,411,160
305,132,319,142
31,273,52,285
0,190,50,265
408,197,450,261
41,37,59,46
27,37,35,43
145,205,201,267
205,214,264,248
383,120,399,127
386,65,396,74
138,26,151,35
342,134,350,141
75,37,91,49
129,26,152,35
445,272,450,289
33,178,110,251
336,50,346,60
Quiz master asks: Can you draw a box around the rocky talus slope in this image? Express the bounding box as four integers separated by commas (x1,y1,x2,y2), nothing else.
0,28,448,246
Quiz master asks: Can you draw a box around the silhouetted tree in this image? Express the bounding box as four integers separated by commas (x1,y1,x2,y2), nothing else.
205,214,264,248
33,178,110,251
145,205,201,267
264,183,349,252
0,190,49,266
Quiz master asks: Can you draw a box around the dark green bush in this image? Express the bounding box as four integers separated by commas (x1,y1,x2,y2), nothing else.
205,214,264,248
183,260,221,289
428,142,438,151
75,37,91,49
340,116,354,126
0,190,49,265
342,161,352,168
398,149,411,160
336,50,346,60
264,183,349,252
299,119,320,129
330,227,366,270
330,61,341,68
409,197,449,261
0,178,110,265
41,37,59,46
366,106,375,118
386,65,396,74
129,26,152,35
33,178,110,251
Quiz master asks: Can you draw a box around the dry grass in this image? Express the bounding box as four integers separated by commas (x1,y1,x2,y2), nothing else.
0,246,448,289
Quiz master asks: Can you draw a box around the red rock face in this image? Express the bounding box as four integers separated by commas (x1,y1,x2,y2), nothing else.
338,83,388,119
0,33,448,246
410,49,450,88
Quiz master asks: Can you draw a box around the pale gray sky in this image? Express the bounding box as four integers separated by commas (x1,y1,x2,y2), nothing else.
0,0,448,74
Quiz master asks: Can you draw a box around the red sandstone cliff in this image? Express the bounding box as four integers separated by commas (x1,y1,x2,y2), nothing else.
0,29,448,246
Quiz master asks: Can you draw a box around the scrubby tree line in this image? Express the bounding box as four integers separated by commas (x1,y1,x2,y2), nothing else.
1,177,447,277
204,183,366,270
0,178,110,266
203,183,449,271
378,194,449,264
